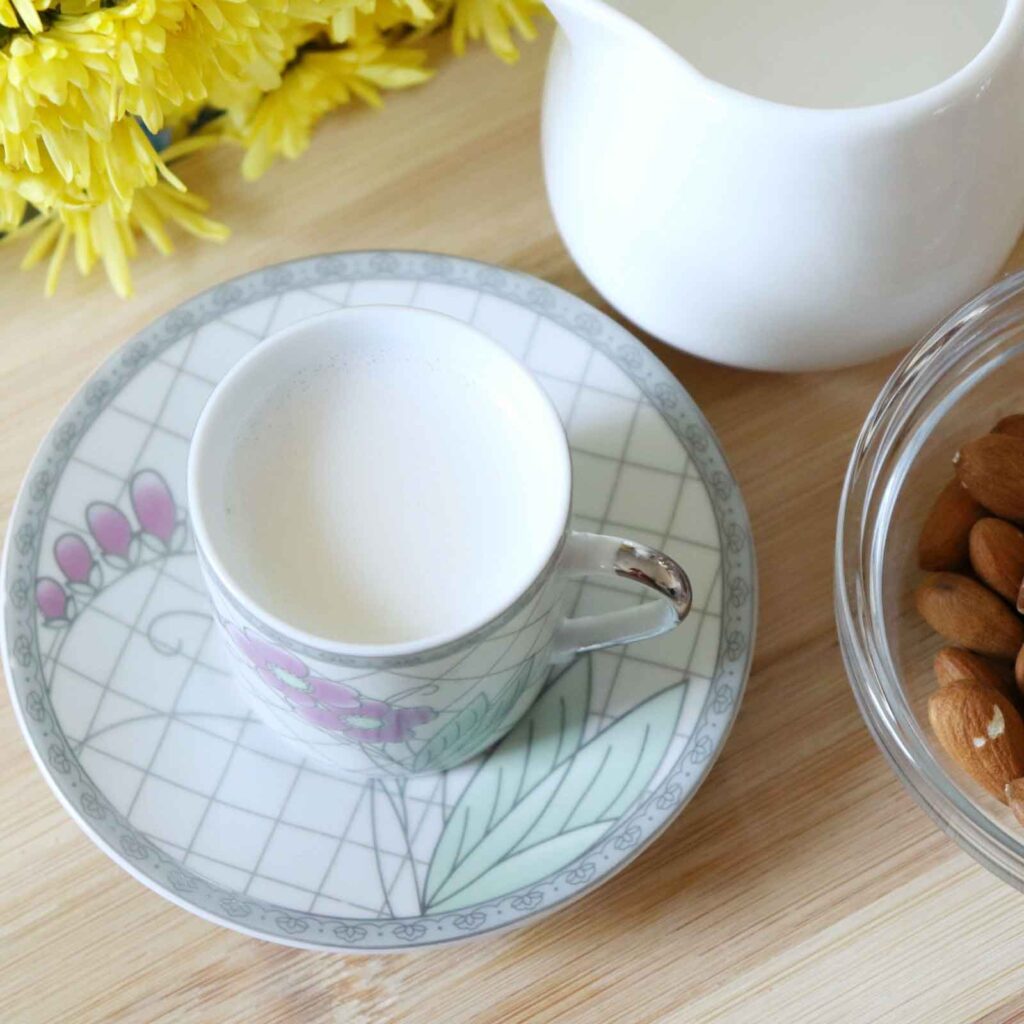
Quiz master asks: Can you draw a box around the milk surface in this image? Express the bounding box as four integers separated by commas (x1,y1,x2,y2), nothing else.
222,348,560,644
614,0,1005,108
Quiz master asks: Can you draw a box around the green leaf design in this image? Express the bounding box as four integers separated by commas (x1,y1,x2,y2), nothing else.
424,657,590,907
413,694,490,774
412,656,536,773
429,824,611,912
424,657,686,912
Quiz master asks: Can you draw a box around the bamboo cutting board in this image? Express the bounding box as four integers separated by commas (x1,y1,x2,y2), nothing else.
3,24,1024,1024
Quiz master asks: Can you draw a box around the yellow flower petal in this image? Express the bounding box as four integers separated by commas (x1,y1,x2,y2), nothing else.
451,0,543,63
9,0,43,35
19,215,59,268
44,221,70,295
147,181,229,240
90,203,132,296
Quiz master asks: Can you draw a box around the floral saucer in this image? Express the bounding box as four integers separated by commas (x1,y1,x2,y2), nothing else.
2,251,755,951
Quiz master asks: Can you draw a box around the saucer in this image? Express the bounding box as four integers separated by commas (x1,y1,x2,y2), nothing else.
2,251,756,951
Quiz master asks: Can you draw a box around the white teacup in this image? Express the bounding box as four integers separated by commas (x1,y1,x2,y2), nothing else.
188,306,691,776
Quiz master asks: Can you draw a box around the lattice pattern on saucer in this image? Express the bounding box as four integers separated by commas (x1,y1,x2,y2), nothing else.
3,252,755,950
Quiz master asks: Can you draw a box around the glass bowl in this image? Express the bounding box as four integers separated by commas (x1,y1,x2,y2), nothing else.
837,268,1024,888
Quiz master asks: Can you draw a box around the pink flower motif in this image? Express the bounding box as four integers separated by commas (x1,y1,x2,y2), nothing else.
36,578,67,621
130,470,176,543
224,623,333,709
309,675,362,709
87,502,132,557
54,533,93,583
288,675,362,725
223,623,436,744
332,701,436,744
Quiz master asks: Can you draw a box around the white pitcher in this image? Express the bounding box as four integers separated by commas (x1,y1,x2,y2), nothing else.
541,0,1024,371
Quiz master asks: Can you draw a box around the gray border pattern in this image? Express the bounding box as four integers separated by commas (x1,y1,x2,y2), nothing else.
1,251,757,951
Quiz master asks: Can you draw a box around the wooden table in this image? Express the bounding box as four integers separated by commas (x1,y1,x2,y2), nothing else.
4,25,1024,1024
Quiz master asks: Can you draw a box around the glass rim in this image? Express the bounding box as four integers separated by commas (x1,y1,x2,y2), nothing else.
835,267,1024,890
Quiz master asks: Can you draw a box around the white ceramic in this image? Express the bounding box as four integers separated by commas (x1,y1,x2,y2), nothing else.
541,0,1024,371
1,252,756,949
189,305,693,777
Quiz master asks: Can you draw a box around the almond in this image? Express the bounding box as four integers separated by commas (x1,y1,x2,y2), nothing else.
918,478,984,571
934,646,1018,703
994,414,1024,439
928,681,1024,800
969,518,1024,602
955,434,1024,520
1007,778,1024,826
915,573,1024,659
1016,645,1024,695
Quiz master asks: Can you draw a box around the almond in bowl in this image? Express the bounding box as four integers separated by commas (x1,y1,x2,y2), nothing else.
916,420,1024,812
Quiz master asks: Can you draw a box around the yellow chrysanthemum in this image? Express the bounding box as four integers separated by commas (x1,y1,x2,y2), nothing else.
2,135,226,295
325,0,434,43
236,39,432,179
7,148,227,295
451,0,543,63
3,0,192,140
191,0,333,111
0,1,199,224
0,0,332,162
0,0,543,295
0,115,182,219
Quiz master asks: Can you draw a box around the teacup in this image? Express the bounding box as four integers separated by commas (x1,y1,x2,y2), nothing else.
188,305,691,776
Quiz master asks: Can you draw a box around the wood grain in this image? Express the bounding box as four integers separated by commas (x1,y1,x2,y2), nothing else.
3,25,1024,1024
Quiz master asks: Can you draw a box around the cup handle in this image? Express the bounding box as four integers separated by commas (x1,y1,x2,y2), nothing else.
551,532,692,664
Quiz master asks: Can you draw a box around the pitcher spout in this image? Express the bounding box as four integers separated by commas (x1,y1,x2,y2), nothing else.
541,0,698,77
540,0,603,44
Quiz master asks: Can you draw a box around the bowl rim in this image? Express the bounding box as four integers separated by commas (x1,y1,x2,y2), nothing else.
836,267,1024,890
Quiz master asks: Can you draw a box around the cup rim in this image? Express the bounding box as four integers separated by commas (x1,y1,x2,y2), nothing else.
187,304,573,659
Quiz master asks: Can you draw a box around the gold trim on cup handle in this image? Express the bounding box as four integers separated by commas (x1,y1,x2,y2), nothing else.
551,532,693,663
